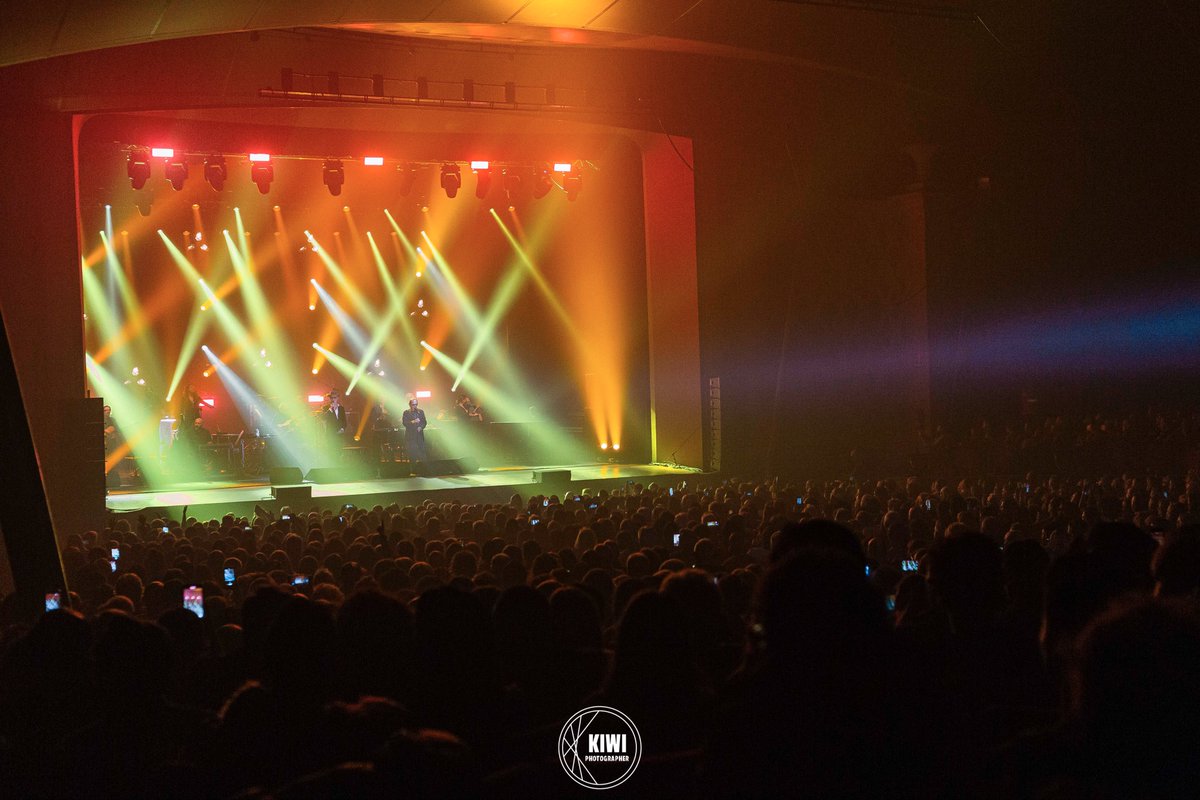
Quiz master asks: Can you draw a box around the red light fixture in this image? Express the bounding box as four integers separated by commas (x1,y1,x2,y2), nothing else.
532,164,552,199
440,163,461,198
204,156,226,191
323,160,345,196
165,158,188,191
127,147,151,190
251,159,273,194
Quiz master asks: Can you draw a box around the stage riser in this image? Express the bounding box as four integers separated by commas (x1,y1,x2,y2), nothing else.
106,466,699,520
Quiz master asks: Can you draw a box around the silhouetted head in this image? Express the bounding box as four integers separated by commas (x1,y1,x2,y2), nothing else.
926,531,1003,631
771,520,866,567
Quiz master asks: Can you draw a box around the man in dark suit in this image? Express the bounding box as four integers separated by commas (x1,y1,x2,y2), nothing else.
323,390,348,454
401,397,427,462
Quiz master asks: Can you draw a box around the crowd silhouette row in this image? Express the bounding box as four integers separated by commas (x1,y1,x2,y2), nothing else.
2,470,1199,798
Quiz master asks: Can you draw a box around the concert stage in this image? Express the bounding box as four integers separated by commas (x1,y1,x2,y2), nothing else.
105,462,704,519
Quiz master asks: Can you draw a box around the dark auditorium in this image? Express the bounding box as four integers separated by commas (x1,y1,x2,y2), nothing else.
1,3,1199,798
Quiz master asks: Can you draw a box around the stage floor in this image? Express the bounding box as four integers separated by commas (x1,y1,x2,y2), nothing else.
105,462,705,518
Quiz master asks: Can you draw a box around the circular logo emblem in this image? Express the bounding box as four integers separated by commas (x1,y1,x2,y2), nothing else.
558,705,642,790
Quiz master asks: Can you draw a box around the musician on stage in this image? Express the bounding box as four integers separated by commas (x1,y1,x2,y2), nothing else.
322,390,348,453
364,399,393,467
180,384,203,431
456,393,485,423
402,397,428,462
102,404,119,455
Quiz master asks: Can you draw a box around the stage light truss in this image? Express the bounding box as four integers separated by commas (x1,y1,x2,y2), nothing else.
117,146,592,199
263,67,650,117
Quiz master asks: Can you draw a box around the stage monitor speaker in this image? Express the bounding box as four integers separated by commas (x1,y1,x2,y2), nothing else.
269,467,303,485
305,465,370,484
415,457,478,477
532,469,571,485
272,484,312,506
379,462,412,479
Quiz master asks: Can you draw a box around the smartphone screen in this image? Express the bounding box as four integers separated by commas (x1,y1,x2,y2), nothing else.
45,592,61,612
706,520,719,528
669,487,675,497
224,567,235,586
183,586,204,618
162,526,169,533
109,560,117,572
588,503,598,510
796,497,803,506
924,499,932,510
531,517,541,526
110,547,120,560
543,498,549,507
886,595,897,612
902,559,918,572
292,575,309,586
672,533,681,547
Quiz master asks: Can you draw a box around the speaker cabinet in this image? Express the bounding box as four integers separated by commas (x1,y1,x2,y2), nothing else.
269,466,304,485
532,469,571,485
272,484,312,506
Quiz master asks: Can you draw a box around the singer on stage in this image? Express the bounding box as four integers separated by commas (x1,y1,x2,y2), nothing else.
402,397,427,462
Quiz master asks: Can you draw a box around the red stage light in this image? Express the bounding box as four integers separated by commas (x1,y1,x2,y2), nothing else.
127,148,151,190
151,147,174,159
248,153,271,162
553,162,572,173
532,164,552,199
204,156,226,191
415,390,432,399
251,161,274,194
323,160,345,196
440,164,461,198
363,156,384,166
165,159,188,191
470,160,489,171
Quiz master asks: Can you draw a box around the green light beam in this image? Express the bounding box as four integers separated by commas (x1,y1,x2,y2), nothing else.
452,261,528,391
421,341,589,463
305,231,381,326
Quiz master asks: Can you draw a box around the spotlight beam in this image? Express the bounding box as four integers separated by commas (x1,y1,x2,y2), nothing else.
164,299,210,402
311,279,371,355
86,354,174,486
452,262,528,392
420,340,588,462
306,231,381,325
201,348,320,472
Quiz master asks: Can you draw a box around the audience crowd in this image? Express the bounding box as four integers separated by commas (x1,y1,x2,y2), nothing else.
2,465,1199,798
